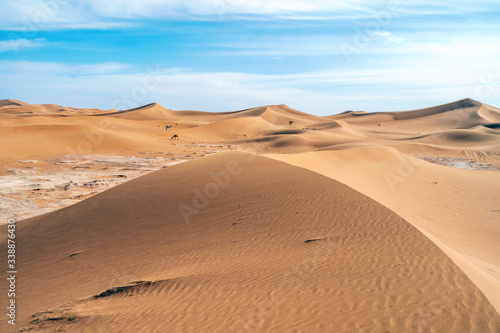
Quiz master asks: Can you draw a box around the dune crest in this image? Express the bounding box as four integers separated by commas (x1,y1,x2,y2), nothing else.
95,102,174,120
0,99,29,107
392,98,481,120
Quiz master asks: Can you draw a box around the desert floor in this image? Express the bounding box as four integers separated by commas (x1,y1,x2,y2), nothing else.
1,98,499,332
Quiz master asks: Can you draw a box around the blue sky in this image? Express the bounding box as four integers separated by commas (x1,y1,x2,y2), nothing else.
0,0,499,115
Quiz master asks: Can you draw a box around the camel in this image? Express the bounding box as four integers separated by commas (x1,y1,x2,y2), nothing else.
166,125,172,131
289,121,294,125
171,134,179,140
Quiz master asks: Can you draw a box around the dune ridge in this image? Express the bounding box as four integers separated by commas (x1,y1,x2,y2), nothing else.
0,99,29,107
392,98,481,120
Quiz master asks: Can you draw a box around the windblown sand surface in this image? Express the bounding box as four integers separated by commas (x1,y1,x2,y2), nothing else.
1,98,499,332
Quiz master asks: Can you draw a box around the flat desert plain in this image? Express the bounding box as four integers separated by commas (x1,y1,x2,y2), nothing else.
1,98,500,332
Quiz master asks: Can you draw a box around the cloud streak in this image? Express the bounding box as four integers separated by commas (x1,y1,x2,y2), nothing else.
0,38,46,52
1,0,499,30
1,60,498,114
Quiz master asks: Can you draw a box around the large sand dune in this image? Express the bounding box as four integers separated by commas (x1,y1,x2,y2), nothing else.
2,152,499,332
1,98,500,332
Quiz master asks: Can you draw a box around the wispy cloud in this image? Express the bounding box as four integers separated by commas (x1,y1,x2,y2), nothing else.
1,60,498,114
373,31,405,44
0,2,498,114
0,38,46,52
0,0,131,31
59,0,381,19
210,35,344,56
1,0,499,30
208,28,500,60
0,60,130,75
67,0,500,18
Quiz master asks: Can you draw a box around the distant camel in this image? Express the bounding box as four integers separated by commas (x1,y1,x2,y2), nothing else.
171,134,179,140
166,125,172,131
289,121,294,125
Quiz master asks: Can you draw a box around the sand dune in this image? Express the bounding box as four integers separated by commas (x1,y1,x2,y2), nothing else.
478,104,500,122
0,99,29,108
181,117,275,141
412,129,500,147
96,103,174,120
1,98,500,332
267,146,500,313
327,99,496,135
2,152,499,332
391,98,481,120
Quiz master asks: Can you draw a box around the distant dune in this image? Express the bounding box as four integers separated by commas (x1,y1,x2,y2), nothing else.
1,98,500,332
0,99,29,107
391,98,481,120
94,103,174,120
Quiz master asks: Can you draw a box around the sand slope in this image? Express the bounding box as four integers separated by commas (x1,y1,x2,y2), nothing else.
1,151,499,332
96,103,175,120
267,147,500,313
1,98,500,332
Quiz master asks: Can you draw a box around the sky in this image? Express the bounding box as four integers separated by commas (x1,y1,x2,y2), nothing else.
0,0,499,115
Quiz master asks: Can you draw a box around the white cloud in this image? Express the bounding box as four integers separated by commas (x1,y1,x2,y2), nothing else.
0,38,46,52
1,0,498,30
1,60,498,115
71,0,500,19
0,0,367,30
76,62,132,74
0,60,130,75
211,35,343,56
73,0,380,18
208,28,500,63
373,31,405,44
0,0,130,30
